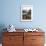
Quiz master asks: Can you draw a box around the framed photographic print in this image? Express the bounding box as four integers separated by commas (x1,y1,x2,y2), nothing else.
21,5,33,21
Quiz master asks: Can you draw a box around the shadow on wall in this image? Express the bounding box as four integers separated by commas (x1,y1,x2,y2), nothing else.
0,24,6,43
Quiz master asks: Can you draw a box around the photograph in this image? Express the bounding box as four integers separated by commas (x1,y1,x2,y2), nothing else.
21,5,33,21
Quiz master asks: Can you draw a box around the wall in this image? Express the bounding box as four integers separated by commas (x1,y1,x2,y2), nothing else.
0,0,46,30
